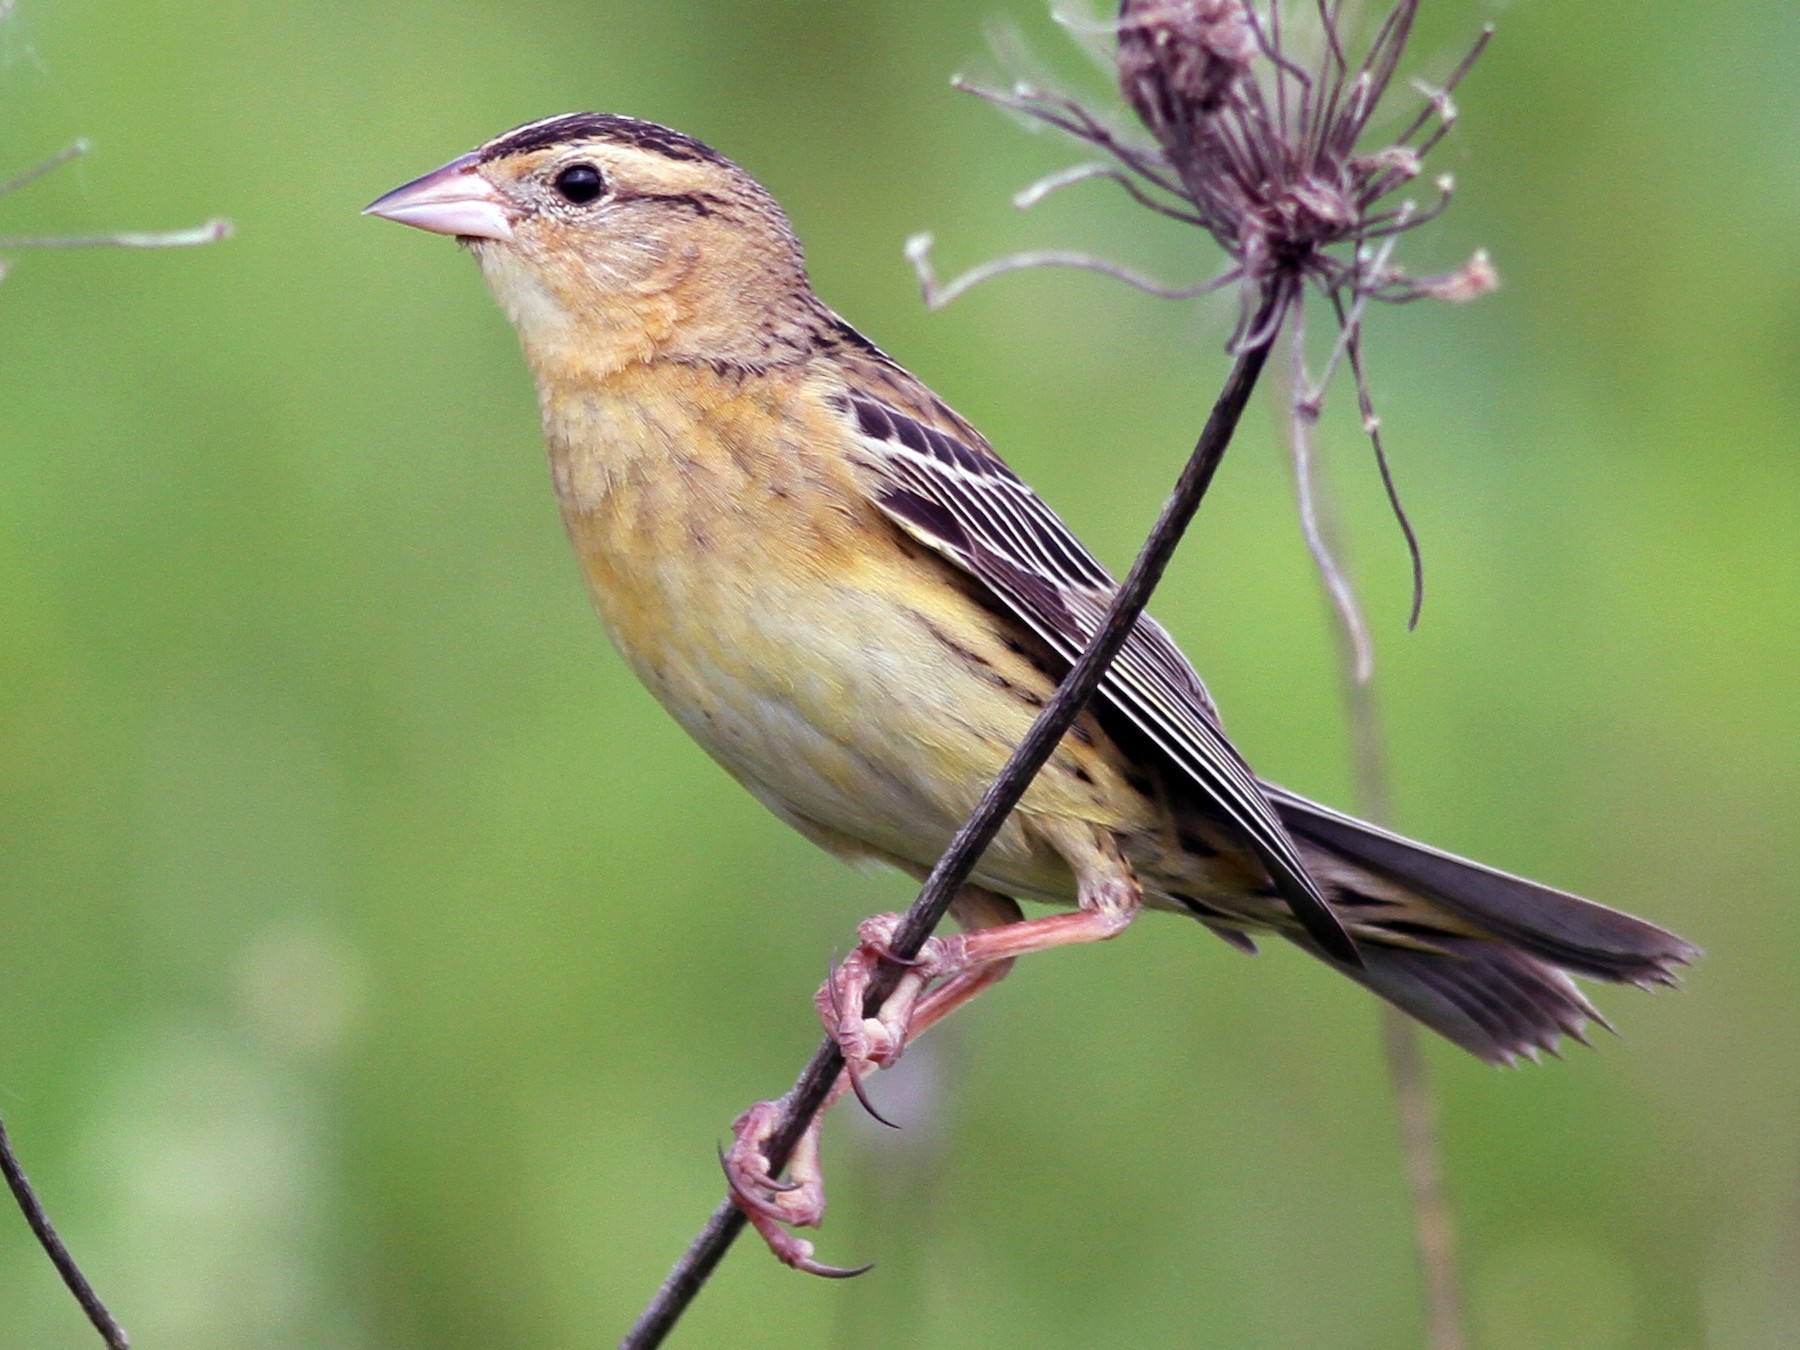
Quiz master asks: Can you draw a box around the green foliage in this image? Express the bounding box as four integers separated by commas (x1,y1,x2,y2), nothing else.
1,1,1794,1345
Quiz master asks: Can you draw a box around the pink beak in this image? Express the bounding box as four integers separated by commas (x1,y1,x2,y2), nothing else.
363,152,514,241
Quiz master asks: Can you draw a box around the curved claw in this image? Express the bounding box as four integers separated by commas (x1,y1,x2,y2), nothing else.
823,952,849,1019
854,915,928,970
718,1146,796,1225
716,1140,800,1194
865,941,924,970
770,1228,876,1279
842,1056,901,1130
721,1119,867,1279
821,962,902,1128
741,1203,873,1279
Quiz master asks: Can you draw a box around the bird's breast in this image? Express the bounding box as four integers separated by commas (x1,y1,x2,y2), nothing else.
534,367,1124,895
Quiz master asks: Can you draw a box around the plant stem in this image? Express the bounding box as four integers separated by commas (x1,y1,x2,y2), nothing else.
1299,413,1466,1350
1381,1007,1464,1350
618,280,1287,1350
0,1112,129,1349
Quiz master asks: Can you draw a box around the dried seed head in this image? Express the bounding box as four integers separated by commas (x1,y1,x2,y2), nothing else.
1109,1,1483,294
1117,0,1255,136
939,4,1500,629
955,3,1494,314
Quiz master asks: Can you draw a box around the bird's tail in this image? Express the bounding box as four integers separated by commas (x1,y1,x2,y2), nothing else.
1263,784,1699,1066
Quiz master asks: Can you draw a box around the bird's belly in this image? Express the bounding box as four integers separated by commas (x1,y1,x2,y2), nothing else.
575,529,1099,901
652,584,1043,872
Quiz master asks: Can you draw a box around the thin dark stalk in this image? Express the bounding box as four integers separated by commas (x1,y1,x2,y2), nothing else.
1300,410,1464,1350
951,77,1184,196
619,282,1287,1350
0,1112,129,1349
1390,26,1493,152
1327,291,1426,628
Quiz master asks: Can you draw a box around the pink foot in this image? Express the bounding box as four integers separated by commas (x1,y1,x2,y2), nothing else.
721,1098,871,1278
721,899,1027,1275
816,914,968,1079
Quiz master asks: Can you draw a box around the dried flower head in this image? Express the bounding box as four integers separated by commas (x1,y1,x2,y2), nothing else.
910,0,1497,642
1111,0,1490,325
1117,0,1256,126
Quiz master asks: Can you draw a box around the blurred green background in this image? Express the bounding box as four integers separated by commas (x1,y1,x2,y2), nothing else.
1,1,1794,1345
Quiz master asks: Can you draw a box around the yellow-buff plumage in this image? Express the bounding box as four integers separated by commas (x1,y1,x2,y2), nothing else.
367,114,1694,1272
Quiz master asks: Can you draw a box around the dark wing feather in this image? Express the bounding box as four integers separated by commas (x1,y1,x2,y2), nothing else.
842,391,1360,966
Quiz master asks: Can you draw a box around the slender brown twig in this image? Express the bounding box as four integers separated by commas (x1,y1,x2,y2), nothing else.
0,1114,129,1349
618,282,1286,1350
2,9,221,1334
0,140,92,199
907,233,1241,309
1290,358,1465,1349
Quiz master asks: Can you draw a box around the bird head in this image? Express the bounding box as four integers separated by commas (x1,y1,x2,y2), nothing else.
365,113,815,376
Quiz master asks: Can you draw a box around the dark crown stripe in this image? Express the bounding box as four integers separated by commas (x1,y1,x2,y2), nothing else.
478,113,730,167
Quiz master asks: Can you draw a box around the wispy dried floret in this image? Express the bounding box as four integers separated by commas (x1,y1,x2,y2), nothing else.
0,136,230,283
912,1,1497,643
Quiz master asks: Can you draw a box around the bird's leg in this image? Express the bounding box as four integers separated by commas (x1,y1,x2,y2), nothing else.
819,884,1026,1079
823,828,1141,1079
728,840,1138,1276
722,886,1023,1275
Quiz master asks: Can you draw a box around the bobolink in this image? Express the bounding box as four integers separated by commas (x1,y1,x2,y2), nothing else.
367,114,1694,1273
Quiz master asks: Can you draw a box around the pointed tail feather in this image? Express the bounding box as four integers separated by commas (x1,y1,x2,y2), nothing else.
1264,783,1700,986
1344,939,1604,1066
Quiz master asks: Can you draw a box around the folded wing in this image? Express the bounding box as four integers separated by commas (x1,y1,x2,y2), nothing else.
838,388,1360,966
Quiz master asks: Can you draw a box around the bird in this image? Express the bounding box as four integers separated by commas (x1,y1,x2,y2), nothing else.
366,113,1696,1274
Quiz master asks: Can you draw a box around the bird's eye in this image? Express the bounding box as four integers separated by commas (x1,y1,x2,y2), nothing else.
553,163,606,205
